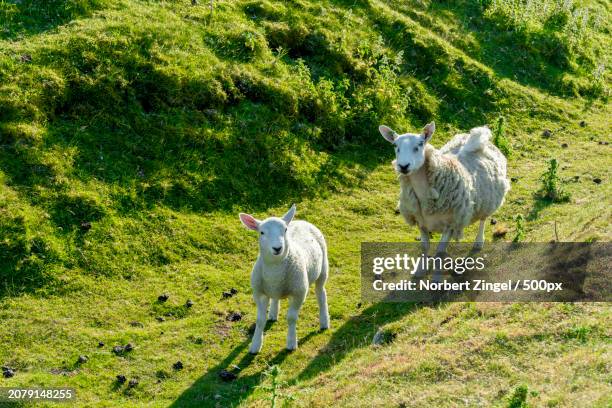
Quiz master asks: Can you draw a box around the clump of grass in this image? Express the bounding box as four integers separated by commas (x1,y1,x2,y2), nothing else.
483,0,603,76
562,325,592,343
506,384,529,408
538,159,571,203
493,115,512,157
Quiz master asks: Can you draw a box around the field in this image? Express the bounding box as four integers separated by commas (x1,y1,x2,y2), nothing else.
0,0,610,406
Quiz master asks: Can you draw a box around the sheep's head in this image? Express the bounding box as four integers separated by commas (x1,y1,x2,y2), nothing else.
239,204,296,261
379,122,435,175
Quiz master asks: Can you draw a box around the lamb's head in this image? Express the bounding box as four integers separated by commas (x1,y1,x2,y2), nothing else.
379,122,435,175
239,204,296,260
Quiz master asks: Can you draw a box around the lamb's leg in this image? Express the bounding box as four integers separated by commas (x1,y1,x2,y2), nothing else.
432,229,452,282
249,293,269,354
473,219,486,251
414,226,430,277
268,298,279,321
315,259,330,330
286,293,306,351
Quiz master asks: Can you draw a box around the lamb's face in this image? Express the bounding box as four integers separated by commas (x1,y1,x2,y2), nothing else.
257,218,288,258
239,204,296,261
379,122,435,175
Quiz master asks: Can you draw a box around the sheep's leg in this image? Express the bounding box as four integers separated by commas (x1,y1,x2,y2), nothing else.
315,261,330,330
414,226,430,277
268,298,279,321
432,229,452,282
249,293,269,354
286,293,306,351
473,219,486,251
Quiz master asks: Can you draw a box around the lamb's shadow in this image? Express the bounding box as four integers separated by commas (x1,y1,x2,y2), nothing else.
169,324,319,408
170,301,426,407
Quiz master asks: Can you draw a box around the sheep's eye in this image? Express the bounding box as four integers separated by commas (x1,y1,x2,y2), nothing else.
413,147,419,152
260,231,264,235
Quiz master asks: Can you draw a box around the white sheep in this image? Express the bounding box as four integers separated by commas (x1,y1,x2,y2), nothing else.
379,122,510,276
239,204,329,353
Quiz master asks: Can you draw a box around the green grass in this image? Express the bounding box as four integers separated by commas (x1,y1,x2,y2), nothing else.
0,0,610,406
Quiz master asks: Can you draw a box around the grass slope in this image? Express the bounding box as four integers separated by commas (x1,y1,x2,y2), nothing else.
0,0,610,406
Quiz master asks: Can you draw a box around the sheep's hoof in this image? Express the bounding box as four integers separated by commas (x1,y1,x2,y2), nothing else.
431,272,443,283
413,265,427,278
267,318,277,322
472,242,484,251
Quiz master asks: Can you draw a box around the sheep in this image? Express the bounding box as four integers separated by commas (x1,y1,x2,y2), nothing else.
379,122,510,277
239,204,329,354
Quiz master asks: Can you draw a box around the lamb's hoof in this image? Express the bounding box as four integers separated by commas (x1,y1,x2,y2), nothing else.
267,318,277,322
286,340,298,351
472,242,484,251
248,350,259,355
319,324,330,331
431,272,443,283
248,343,262,354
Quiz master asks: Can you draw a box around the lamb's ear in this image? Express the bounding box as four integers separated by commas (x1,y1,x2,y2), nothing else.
282,204,296,224
422,122,435,143
239,213,260,231
379,125,398,143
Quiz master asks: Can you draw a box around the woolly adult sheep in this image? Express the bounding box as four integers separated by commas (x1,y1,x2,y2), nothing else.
239,204,329,354
379,122,510,274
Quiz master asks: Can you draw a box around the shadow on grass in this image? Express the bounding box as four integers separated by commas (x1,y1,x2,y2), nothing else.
170,321,320,408
0,0,109,41
292,301,421,383
171,302,424,407
527,197,555,221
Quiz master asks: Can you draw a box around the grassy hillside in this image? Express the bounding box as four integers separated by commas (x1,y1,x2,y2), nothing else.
0,0,610,407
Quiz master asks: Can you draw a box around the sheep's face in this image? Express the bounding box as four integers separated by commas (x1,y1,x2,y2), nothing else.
379,122,435,175
239,204,296,260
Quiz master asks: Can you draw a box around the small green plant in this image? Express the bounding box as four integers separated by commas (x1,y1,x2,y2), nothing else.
493,115,512,157
258,365,294,408
513,214,524,242
506,384,529,408
538,159,571,202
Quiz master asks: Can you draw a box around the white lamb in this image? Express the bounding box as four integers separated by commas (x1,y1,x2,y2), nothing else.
379,122,510,275
239,204,329,354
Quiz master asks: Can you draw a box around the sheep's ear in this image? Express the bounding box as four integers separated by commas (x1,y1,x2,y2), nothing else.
282,204,296,224
379,125,398,143
239,213,260,231
422,121,435,142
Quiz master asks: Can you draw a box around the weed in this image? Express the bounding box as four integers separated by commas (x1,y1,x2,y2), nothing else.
258,365,294,408
513,215,525,242
538,159,571,203
493,115,512,157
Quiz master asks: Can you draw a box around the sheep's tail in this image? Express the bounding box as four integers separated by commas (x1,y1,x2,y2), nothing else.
461,126,491,154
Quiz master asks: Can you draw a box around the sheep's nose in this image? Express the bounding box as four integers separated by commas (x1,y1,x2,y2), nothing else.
398,163,410,173
272,246,282,254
